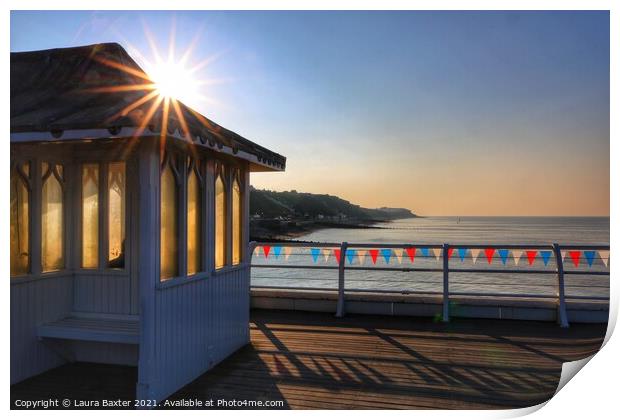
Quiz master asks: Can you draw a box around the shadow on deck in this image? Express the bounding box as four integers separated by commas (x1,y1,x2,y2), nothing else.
11,309,607,409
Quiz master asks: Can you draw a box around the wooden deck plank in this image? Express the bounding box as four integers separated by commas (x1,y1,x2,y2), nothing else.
12,309,605,409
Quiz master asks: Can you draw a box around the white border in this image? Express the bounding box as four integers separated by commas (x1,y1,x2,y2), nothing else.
3,2,616,419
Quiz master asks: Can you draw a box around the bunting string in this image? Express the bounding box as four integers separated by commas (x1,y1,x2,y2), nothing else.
252,245,608,269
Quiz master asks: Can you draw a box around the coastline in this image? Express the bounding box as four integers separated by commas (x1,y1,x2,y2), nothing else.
250,218,393,242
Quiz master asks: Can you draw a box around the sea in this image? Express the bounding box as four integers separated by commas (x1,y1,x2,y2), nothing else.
251,217,610,299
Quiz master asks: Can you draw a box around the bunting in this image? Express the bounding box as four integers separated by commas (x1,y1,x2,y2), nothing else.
273,246,282,259
498,249,509,265
263,245,271,259
381,249,392,264
457,248,467,262
334,249,341,264
512,250,523,265
561,250,567,261
369,249,379,264
540,250,552,266
394,249,404,264
526,250,537,266
322,249,331,262
584,250,595,267
311,248,320,263
471,249,480,264
358,249,367,265
254,247,260,257
405,247,416,263
346,249,356,264
484,248,495,264
421,248,430,258
432,248,442,261
447,248,454,259
569,251,581,267
599,250,609,267
284,247,293,260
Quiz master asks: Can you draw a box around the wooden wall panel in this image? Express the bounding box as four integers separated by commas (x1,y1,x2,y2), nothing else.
10,275,73,384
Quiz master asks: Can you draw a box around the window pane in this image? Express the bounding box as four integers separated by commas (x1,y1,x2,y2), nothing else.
232,176,242,265
160,164,178,280
108,162,126,268
42,163,64,272
187,169,200,275
10,167,29,276
82,164,99,268
215,173,226,269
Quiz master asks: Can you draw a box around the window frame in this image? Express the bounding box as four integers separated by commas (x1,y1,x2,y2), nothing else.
231,167,245,266
186,156,205,277
10,159,32,277
76,161,129,274
213,160,229,271
159,150,182,282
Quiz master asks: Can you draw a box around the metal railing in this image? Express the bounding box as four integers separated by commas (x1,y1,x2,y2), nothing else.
248,241,610,328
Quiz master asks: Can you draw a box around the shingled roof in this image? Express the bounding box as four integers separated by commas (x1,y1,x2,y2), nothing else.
10,43,285,171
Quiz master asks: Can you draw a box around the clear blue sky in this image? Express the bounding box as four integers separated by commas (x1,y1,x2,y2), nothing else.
10,11,610,216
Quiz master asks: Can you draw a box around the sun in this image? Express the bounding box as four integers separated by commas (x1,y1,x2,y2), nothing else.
148,59,201,107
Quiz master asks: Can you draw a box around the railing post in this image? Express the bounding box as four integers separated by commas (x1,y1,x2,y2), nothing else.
553,243,569,328
336,242,348,318
442,243,450,322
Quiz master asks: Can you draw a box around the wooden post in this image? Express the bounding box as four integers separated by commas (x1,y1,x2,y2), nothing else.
336,242,348,318
553,243,569,328
442,243,450,322
136,138,160,401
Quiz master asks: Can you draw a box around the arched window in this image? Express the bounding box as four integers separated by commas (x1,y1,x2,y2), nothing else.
231,170,243,265
10,162,30,276
81,164,99,268
160,155,179,280
214,163,226,270
187,159,202,275
108,162,126,268
41,162,64,272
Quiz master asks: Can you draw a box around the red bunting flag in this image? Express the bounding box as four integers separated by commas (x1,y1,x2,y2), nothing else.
569,251,581,267
526,250,537,265
405,247,416,263
484,248,495,264
263,245,271,258
369,249,379,264
447,248,454,258
334,249,341,264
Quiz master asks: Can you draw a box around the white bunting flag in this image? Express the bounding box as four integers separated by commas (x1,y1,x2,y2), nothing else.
432,248,442,261
395,249,403,264
322,249,331,262
599,250,609,267
357,249,366,265
512,250,523,265
561,250,567,261
471,249,480,264
284,247,292,260
254,247,260,257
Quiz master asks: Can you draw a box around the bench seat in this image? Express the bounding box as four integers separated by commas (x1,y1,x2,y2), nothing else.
38,315,139,345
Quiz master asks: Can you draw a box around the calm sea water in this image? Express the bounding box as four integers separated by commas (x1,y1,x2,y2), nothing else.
251,217,610,299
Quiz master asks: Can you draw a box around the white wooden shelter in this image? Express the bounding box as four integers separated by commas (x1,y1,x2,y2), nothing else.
10,43,285,402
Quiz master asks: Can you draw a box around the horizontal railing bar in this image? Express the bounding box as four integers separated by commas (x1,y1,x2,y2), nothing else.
254,242,609,250
448,268,556,275
252,264,609,276
449,291,557,299
565,295,610,300
251,285,338,292
343,266,444,273
563,270,610,276
252,264,339,270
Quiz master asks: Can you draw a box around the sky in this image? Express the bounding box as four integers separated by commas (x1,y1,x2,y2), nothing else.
10,10,610,216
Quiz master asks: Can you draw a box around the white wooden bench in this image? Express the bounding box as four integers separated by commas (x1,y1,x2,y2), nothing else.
37,313,139,345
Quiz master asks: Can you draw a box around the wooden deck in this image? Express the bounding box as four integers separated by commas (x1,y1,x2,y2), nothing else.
12,309,606,409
